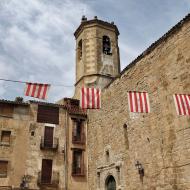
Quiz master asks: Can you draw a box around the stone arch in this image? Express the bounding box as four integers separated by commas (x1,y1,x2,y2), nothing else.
78,39,82,61
102,35,111,55
105,175,116,190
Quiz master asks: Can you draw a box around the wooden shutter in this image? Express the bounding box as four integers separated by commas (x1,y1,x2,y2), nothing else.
41,159,52,183
37,105,59,124
44,127,54,147
0,104,14,117
0,161,8,177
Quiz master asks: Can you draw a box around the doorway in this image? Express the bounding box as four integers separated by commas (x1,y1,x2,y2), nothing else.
44,126,54,148
41,159,52,183
105,175,116,190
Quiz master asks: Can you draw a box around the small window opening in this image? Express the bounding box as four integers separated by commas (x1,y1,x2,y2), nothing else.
103,36,111,55
78,40,82,61
0,161,8,178
31,131,35,136
1,131,11,145
72,149,84,175
106,150,110,162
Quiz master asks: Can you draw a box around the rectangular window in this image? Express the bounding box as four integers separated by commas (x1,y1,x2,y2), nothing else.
0,103,14,117
72,120,85,144
72,149,84,176
37,105,59,124
1,131,11,145
0,161,8,178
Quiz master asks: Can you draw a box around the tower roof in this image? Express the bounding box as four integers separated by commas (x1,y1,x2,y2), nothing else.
74,16,120,38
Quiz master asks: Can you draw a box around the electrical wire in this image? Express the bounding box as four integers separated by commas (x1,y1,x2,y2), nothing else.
0,78,74,88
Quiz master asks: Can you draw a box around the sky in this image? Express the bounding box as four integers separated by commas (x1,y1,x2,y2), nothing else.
0,0,189,102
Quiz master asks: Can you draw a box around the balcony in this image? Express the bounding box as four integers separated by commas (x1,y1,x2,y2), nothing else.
37,171,59,187
72,132,85,145
40,137,58,151
72,163,85,177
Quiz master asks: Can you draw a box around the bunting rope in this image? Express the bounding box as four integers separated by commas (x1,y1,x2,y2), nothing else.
0,78,74,88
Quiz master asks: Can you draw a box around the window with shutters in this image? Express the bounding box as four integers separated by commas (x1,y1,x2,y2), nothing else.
0,161,8,178
72,149,85,176
1,131,11,146
72,120,85,144
0,103,14,117
37,105,59,124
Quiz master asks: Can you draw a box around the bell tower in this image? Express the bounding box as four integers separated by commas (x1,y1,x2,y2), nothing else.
74,16,120,98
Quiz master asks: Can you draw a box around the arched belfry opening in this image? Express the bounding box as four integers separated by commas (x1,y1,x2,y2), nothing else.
105,175,116,190
103,35,111,55
78,39,82,61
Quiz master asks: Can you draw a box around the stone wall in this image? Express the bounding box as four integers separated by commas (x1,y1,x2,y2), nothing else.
88,17,190,190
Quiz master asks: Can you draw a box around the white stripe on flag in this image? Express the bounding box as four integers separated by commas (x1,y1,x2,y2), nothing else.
146,92,150,113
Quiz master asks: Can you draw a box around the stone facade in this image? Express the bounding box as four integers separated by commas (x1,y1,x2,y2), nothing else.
0,99,88,190
0,13,190,190
87,14,190,190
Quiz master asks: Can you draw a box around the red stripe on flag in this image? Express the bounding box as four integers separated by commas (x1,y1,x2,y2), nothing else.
97,89,100,109
87,88,90,108
25,83,31,96
82,87,85,109
184,95,190,115
139,92,143,112
143,92,148,113
42,84,48,99
36,84,43,98
92,88,95,109
31,84,37,97
129,92,133,112
179,94,186,115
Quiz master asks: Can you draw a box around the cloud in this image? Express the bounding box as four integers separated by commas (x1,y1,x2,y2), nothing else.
0,0,189,102
0,0,94,101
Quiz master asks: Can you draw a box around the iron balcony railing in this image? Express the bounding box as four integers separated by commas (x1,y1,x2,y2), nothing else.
40,137,58,151
37,171,59,186
72,132,85,144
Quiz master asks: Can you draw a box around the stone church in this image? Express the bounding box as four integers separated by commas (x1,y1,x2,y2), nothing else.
0,13,190,190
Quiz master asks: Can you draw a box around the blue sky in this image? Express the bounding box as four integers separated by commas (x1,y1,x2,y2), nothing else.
0,0,189,102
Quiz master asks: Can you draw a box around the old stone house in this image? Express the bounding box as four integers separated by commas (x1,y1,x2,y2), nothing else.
0,98,87,190
0,13,190,190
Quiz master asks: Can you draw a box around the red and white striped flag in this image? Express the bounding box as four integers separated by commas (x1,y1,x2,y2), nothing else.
24,83,50,100
128,91,150,113
80,87,101,109
173,94,190,116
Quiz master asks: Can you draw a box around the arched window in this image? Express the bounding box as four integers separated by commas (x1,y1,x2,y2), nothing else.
78,39,82,61
103,36,111,55
105,175,116,190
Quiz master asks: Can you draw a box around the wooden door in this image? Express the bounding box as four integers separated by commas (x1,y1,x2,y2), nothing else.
44,127,54,148
41,159,52,183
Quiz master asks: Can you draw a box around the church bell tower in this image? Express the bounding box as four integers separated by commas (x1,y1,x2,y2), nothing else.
74,16,120,98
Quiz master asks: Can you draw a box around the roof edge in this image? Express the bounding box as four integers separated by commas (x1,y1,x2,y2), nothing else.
74,19,119,38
